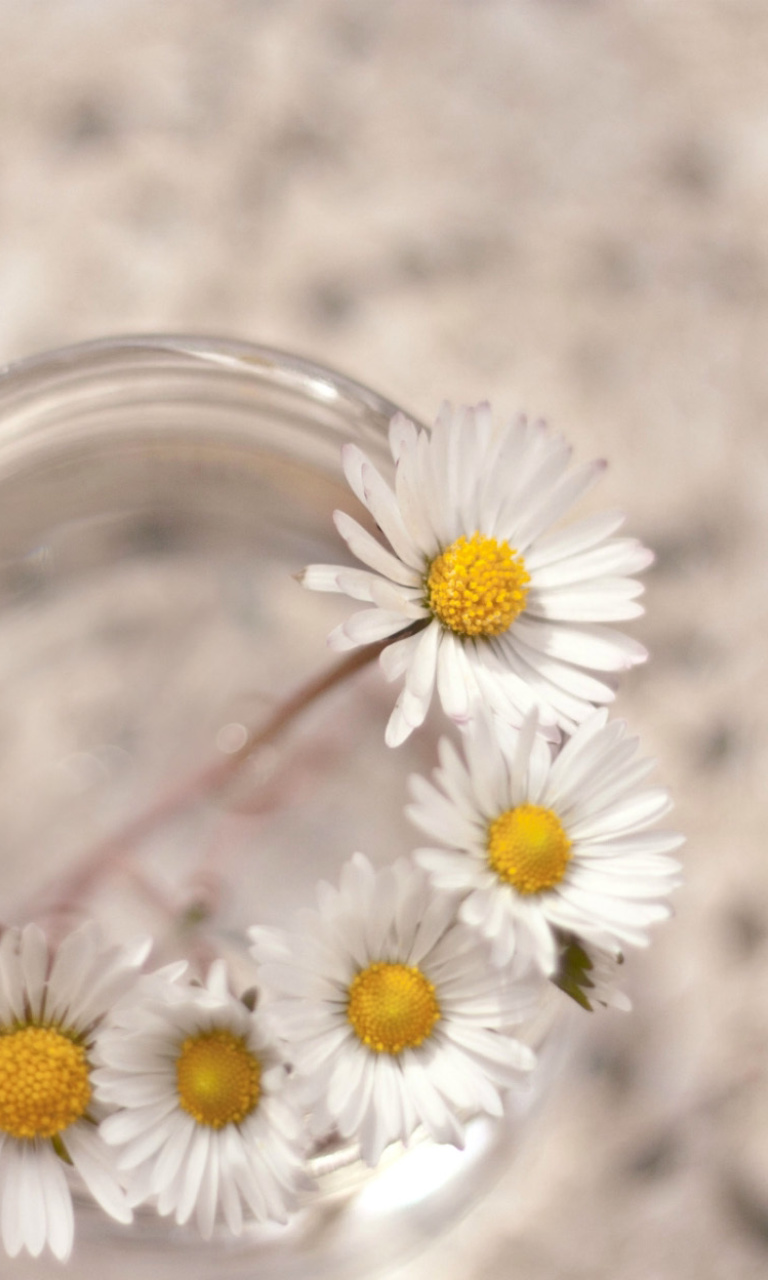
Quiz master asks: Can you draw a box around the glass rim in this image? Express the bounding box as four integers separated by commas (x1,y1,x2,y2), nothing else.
0,331,407,423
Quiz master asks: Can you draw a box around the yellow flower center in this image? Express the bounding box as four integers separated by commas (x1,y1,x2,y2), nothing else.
487,804,572,894
176,1030,261,1129
347,962,441,1055
426,533,530,638
0,1025,91,1140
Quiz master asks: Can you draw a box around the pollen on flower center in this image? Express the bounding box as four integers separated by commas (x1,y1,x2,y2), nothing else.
176,1030,261,1129
347,962,441,1054
0,1025,91,1140
426,533,530,638
487,804,572,895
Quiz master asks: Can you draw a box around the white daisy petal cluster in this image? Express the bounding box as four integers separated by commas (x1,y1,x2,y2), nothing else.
0,923,148,1262
301,403,652,745
94,961,307,1239
1,395,682,1263
408,708,683,975
250,853,542,1167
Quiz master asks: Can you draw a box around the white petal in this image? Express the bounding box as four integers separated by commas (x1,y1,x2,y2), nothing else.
149,1115,196,1196
512,614,648,671
506,632,617,705
405,618,441,700
525,509,626,569
388,411,419,463
218,1148,243,1236
444,1022,536,1075
400,1052,464,1148
526,586,645,623
530,538,653,589
379,630,421,682
358,1057,400,1165
0,1140,23,1257
329,607,415,650
45,925,99,1025
65,1125,133,1224
395,434,445,555
575,830,685,858
39,1146,74,1262
436,633,473,724
18,1140,48,1257
0,933,25,1023
301,564,384,601
327,1039,368,1120
174,1127,211,1225
333,510,422,586
408,895,459,966
511,459,607,550
195,1134,219,1240
337,1056,377,1137
341,445,423,568
385,691,423,746
20,924,49,1021
97,1091,177,1140
568,787,673,840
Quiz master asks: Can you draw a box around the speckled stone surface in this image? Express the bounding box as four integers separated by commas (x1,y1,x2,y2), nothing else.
1,2,768,1276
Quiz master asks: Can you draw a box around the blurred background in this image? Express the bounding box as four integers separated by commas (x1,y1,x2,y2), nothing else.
1,1,767,1277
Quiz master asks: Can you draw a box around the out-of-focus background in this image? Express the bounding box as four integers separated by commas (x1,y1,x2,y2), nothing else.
1,2,767,1277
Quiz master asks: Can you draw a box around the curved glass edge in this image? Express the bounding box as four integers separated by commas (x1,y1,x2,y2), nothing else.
0,334,412,430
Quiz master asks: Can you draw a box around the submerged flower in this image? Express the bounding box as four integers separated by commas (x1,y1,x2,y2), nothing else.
250,854,540,1167
408,709,683,973
552,933,631,1013
301,404,652,745
0,923,147,1261
94,961,307,1239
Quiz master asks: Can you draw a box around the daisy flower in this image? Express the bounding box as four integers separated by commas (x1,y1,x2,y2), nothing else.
250,853,540,1168
301,403,652,745
0,922,147,1262
94,960,307,1239
407,708,683,974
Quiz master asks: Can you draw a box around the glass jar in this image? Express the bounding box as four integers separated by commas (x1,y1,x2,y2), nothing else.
0,336,563,1279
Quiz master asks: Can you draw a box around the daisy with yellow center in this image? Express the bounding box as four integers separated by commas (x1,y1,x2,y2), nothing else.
251,854,539,1168
425,533,530,638
486,805,572,895
0,1026,92,1141
301,402,652,745
347,962,441,1053
175,1028,261,1128
408,708,683,974
95,961,306,1240
0,923,147,1262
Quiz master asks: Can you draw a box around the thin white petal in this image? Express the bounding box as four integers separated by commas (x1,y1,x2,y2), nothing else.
525,509,626,569
65,1125,133,1224
39,1147,74,1262
436,633,473,723
195,1134,219,1240
513,615,648,671
333,511,422,586
341,445,423,568
526,587,645,623
530,538,653,589
329,607,415,650
20,924,49,1021
568,787,673,840
18,1140,48,1257
379,630,422,682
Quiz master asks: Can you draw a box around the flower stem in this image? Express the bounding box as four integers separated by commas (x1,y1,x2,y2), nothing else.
26,628,424,922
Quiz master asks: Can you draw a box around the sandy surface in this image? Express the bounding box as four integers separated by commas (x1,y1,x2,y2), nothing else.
1,2,768,1277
